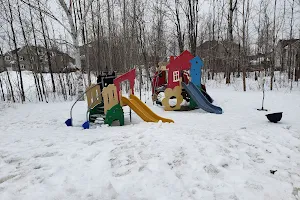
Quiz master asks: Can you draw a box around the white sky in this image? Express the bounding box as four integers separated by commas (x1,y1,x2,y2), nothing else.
1,0,300,55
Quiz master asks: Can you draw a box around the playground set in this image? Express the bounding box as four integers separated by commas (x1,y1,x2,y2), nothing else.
65,69,174,129
152,50,223,114
64,49,286,128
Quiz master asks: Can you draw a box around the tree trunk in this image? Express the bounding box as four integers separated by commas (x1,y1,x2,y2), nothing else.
226,0,237,84
270,0,277,90
289,0,295,91
0,76,4,101
8,0,25,102
122,0,127,71
17,1,42,101
186,0,198,56
29,4,46,102
175,0,184,53
107,0,113,71
38,1,56,93
58,0,95,100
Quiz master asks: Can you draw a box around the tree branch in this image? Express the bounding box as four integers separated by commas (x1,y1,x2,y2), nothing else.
233,0,238,11
20,0,72,35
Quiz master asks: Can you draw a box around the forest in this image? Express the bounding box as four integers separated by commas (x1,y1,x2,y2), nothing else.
0,0,300,102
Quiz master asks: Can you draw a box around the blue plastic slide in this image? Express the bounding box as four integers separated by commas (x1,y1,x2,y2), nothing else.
182,82,223,114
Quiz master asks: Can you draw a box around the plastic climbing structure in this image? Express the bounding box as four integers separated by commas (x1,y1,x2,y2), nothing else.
65,69,173,129
152,50,223,114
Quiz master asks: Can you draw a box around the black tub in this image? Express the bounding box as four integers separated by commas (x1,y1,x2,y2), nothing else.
266,112,283,123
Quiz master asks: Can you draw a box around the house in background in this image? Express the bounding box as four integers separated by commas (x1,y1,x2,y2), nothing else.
1,45,75,73
0,55,5,73
275,39,300,70
247,53,271,72
275,39,300,71
196,40,242,73
274,39,300,80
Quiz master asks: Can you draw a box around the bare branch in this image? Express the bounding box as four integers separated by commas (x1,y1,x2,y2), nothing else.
20,0,72,34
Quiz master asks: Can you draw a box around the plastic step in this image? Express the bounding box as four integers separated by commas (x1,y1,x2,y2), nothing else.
94,107,104,112
90,114,105,119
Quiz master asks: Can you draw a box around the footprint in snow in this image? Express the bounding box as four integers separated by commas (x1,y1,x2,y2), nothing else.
34,152,58,158
246,152,265,163
282,125,292,130
45,143,54,147
33,165,42,170
110,144,135,155
0,174,17,184
244,181,264,191
112,169,131,177
83,139,104,146
138,151,154,160
168,147,187,169
204,164,220,176
85,151,101,162
4,156,21,164
110,154,136,177
0,151,9,159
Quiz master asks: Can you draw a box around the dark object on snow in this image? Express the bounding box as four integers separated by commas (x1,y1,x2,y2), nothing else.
97,71,116,90
266,112,283,123
270,170,277,174
156,100,162,106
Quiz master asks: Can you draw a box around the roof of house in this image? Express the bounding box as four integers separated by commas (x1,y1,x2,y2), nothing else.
4,45,74,60
4,48,21,55
197,40,240,50
278,39,300,48
196,40,242,57
247,52,272,60
197,40,219,50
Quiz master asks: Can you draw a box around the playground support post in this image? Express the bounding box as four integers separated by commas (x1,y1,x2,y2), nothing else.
257,78,268,111
139,66,142,101
130,108,132,122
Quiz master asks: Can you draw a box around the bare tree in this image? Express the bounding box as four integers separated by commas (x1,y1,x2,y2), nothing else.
122,0,128,71
106,0,113,71
270,0,277,90
57,0,95,99
29,3,47,102
0,76,4,101
17,0,43,101
241,0,250,91
151,0,166,68
185,0,199,56
0,47,15,102
37,1,56,94
175,0,184,53
288,0,295,91
226,0,238,84
6,0,25,102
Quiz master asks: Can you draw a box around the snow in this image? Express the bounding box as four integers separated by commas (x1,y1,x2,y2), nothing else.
1,80,300,200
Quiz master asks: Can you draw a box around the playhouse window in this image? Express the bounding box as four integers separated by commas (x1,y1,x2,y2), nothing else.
173,71,180,82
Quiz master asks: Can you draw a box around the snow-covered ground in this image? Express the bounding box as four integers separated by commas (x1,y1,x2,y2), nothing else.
1,84,300,200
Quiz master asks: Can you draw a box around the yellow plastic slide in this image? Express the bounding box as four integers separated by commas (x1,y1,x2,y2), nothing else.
121,94,174,123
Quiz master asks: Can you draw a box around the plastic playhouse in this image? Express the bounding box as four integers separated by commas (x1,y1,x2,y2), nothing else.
65,69,174,129
152,50,223,114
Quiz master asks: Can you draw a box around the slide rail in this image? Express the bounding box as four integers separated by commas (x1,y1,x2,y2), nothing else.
182,82,222,114
122,95,174,123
